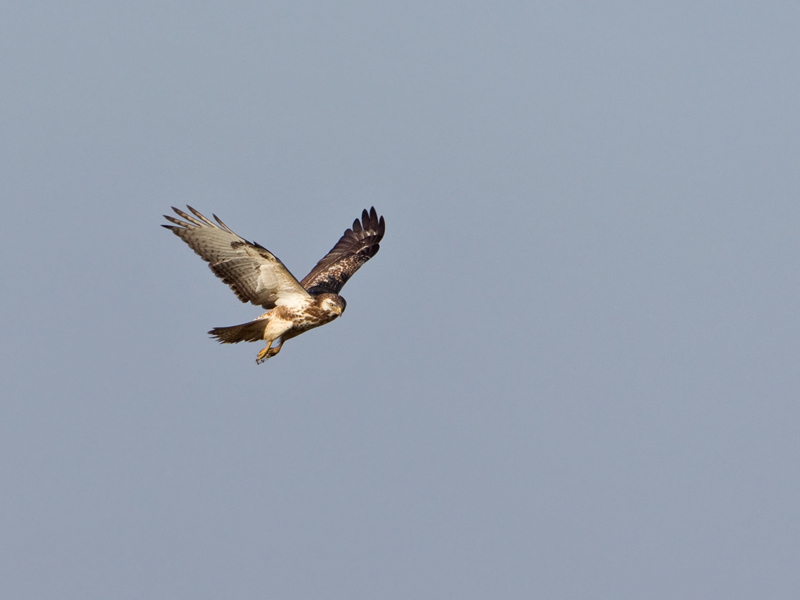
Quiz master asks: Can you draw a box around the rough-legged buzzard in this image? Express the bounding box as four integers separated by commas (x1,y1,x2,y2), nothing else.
163,206,385,364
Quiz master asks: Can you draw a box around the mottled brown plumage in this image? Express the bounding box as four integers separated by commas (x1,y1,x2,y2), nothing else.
163,206,384,363
301,207,385,295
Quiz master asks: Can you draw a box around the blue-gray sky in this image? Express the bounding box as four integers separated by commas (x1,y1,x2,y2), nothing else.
2,2,799,598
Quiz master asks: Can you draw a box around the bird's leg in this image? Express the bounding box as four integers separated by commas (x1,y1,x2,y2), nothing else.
269,338,284,357
255,338,284,364
256,341,274,364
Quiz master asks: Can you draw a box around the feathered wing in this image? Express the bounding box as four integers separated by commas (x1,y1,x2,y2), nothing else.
300,207,385,295
162,206,311,309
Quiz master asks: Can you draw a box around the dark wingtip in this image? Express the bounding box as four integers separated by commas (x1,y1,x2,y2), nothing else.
363,207,385,238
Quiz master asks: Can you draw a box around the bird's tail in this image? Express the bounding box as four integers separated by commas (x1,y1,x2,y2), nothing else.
209,317,269,344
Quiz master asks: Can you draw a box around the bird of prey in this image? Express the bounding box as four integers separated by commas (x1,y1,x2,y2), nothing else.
163,206,385,364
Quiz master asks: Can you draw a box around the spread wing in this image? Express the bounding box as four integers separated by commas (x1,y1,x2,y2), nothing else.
162,206,311,309
300,207,385,295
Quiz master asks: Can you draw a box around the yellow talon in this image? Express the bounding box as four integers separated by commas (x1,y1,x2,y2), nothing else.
256,340,284,364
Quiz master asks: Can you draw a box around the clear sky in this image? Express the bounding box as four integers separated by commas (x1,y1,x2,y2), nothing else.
2,1,799,598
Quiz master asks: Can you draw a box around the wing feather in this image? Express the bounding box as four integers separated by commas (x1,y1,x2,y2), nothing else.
162,206,310,309
300,207,385,295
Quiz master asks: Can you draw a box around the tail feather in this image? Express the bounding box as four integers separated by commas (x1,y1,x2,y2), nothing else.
209,318,268,344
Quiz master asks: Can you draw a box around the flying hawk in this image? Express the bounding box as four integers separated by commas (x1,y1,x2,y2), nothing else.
163,206,385,364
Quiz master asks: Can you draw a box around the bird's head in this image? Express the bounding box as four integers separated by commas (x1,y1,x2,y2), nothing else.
318,293,347,318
